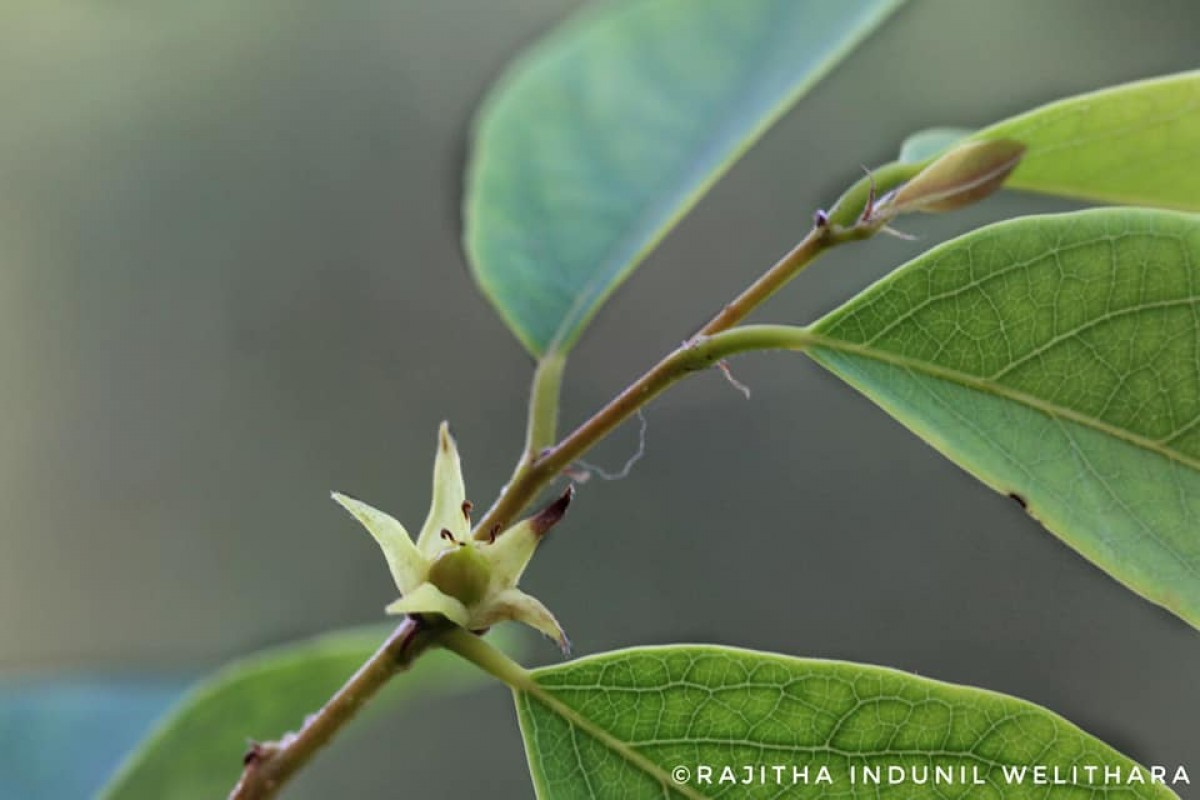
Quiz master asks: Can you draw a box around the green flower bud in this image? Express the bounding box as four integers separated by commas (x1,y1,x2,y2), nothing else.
427,541,491,607
884,138,1026,215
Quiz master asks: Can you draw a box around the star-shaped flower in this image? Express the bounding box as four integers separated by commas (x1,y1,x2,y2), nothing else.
333,423,572,653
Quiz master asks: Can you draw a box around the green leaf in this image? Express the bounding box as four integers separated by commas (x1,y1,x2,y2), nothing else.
515,645,1177,798
972,72,1200,209
465,0,905,357
898,126,972,164
806,208,1200,626
101,625,519,799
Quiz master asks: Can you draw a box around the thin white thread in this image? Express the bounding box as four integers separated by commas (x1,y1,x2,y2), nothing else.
717,360,752,399
572,410,648,482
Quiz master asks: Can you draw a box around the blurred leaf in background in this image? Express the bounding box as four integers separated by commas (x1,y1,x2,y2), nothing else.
466,0,904,356
0,626,521,799
0,676,188,799
100,625,521,800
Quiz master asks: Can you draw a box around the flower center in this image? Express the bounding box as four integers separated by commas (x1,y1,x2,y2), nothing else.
427,542,491,607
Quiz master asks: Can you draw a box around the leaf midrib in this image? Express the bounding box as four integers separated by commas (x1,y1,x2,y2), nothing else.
517,683,708,800
799,330,1200,473
517,657,1161,799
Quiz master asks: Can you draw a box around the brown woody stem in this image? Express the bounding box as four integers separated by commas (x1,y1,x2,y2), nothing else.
228,616,448,800
472,218,873,540
227,201,882,799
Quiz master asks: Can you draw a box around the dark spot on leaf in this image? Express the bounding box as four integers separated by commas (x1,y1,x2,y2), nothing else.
1007,492,1028,509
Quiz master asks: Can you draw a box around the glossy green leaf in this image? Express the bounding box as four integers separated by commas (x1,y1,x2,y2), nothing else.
973,72,1200,209
806,208,1200,625
102,626,519,799
515,645,1177,798
898,126,971,163
895,74,1200,210
466,0,905,357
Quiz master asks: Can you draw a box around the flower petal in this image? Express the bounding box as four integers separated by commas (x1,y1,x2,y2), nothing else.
477,588,570,655
484,486,572,588
385,582,470,627
332,492,425,594
416,422,470,555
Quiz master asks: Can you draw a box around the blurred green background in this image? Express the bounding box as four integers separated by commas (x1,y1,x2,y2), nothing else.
2,1,1198,797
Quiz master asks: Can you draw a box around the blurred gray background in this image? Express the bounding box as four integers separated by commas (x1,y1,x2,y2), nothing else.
2,0,1197,797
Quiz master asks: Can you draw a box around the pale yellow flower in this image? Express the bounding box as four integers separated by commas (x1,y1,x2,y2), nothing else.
333,423,571,653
